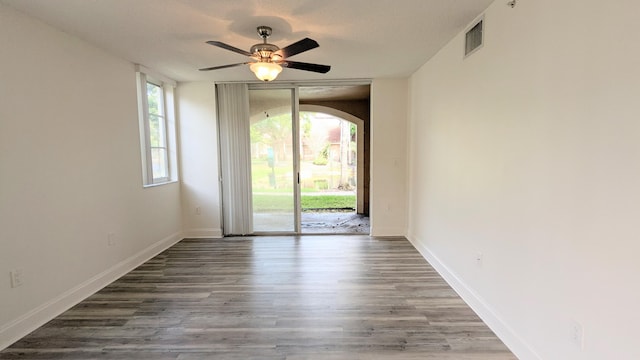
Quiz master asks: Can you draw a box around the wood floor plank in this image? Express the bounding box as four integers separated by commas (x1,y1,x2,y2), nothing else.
0,236,517,359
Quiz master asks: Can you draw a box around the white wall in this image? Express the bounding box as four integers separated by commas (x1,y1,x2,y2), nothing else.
407,0,640,359
370,78,408,236
177,82,222,237
0,5,183,348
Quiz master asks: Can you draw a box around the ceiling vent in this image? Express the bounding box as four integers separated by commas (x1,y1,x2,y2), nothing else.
464,17,484,57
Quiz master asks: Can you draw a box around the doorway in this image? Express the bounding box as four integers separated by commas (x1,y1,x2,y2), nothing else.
246,83,370,234
298,111,369,234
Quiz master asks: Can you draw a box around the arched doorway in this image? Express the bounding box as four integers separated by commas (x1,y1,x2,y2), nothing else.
297,109,369,233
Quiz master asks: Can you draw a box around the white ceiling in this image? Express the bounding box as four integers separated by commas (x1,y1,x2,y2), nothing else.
1,0,494,83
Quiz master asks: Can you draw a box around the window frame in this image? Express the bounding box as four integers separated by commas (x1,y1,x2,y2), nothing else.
136,66,178,186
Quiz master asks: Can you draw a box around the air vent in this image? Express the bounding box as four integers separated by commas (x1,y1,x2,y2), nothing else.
465,17,484,57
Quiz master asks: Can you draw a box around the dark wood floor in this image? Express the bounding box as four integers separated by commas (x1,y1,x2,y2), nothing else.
0,236,516,359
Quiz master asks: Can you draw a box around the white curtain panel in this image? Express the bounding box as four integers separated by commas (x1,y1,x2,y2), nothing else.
216,83,253,235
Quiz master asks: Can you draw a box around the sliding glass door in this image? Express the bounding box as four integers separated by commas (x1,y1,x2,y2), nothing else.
218,82,369,235
249,88,299,232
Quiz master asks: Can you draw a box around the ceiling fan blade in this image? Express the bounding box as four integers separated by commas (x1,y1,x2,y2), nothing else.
199,63,248,71
206,41,253,57
274,38,319,59
282,61,331,74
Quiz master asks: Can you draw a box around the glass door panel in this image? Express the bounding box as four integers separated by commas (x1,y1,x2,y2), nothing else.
249,89,297,232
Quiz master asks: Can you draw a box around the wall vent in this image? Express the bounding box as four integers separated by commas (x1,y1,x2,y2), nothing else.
465,17,484,57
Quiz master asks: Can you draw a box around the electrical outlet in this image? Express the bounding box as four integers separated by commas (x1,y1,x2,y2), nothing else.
570,320,584,350
107,233,116,247
10,269,23,288
196,207,201,215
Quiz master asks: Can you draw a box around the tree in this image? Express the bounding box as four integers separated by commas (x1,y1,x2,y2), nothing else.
250,113,292,162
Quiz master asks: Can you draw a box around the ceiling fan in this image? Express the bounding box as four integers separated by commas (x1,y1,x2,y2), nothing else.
200,26,331,81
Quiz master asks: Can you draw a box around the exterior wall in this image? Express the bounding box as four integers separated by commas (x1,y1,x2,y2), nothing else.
0,4,182,348
300,99,370,125
177,82,222,238
407,0,640,359
370,78,408,236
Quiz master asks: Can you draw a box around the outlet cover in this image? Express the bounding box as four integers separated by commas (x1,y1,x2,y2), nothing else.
10,269,23,288
107,233,116,246
570,320,584,350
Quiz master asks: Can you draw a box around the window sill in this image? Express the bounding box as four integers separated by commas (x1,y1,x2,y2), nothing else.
143,179,179,188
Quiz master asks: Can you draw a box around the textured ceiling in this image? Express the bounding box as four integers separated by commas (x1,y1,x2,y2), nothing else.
1,0,494,82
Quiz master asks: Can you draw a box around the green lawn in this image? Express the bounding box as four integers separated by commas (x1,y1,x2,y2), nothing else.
301,195,355,210
253,194,355,212
252,159,356,211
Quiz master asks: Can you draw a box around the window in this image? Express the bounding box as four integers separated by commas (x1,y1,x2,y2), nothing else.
146,81,169,181
136,67,177,186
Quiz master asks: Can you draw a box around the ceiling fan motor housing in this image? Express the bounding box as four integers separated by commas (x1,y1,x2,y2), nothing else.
251,26,280,61
250,43,279,60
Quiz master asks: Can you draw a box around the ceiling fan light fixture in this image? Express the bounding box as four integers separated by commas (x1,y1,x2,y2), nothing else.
250,61,282,81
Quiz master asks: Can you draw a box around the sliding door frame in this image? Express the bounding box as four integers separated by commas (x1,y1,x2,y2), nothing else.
218,79,372,235
293,87,301,233
248,85,301,234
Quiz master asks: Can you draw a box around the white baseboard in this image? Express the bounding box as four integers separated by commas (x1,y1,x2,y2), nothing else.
0,231,183,351
370,226,406,237
406,233,542,360
183,228,223,239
